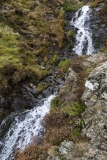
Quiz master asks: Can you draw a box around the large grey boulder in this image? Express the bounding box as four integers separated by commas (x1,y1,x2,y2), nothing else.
81,61,107,160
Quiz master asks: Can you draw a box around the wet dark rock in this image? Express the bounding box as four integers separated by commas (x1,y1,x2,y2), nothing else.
55,78,65,85
90,4,107,52
94,3,104,12
25,83,36,95
10,98,30,111
94,7,101,12
0,97,5,107
42,86,55,98
37,94,43,100
38,127,45,136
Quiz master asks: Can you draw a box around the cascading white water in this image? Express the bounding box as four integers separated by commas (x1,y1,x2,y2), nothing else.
0,94,55,160
70,6,94,55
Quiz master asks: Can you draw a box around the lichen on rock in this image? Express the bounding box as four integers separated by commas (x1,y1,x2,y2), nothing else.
81,61,107,159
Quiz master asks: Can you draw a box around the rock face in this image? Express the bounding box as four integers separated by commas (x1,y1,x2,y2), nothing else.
81,61,107,160
91,3,107,52
46,55,107,160
47,140,84,160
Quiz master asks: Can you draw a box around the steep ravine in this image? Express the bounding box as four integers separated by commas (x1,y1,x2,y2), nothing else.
0,4,95,160
0,1,107,160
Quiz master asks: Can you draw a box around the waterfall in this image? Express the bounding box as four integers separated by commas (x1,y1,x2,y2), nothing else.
0,94,55,160
0,5,95,160
70,6,94,55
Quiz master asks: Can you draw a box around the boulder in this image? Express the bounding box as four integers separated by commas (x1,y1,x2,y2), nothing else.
81,61,107,160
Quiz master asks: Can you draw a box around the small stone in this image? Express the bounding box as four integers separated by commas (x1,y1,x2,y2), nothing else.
85,80,94,90
90,95,97,103
41,66,45,70
99,108,107,119
101,92,107,100
94,7,101,12
59,141,74,155
48,146,59,156
81,89,93,102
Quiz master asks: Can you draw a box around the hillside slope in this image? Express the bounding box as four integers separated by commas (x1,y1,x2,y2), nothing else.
0,0,107,159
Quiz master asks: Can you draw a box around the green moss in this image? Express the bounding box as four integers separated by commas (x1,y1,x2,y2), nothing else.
58,58,71,72
64,2,83,12
67,30,74,38
64,3,76,12
36,82,49,94
0,25,20,67
49,54,59,65
59,9,65,19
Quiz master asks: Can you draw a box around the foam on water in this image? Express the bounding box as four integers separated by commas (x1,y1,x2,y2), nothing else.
70,6,94,55
0,94,55,160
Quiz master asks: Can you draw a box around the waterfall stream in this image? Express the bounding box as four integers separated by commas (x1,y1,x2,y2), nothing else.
70,6,94,55
0,5,95,160
0,95,55,160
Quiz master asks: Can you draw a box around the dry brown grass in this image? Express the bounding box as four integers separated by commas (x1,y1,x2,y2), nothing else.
14,143,50,160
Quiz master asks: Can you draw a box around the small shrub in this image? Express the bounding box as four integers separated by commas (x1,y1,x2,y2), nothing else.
78,118,85,128
14,144,38,160
68,102,85,116
44,126,72,145
45,111,70,128
15,143,49,160
3,63,17,75
50,96,63,110
71,128,81,136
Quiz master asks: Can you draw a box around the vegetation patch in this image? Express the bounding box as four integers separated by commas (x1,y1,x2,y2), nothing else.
0,0,66,95
58,58,71,72
64,1,83,12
